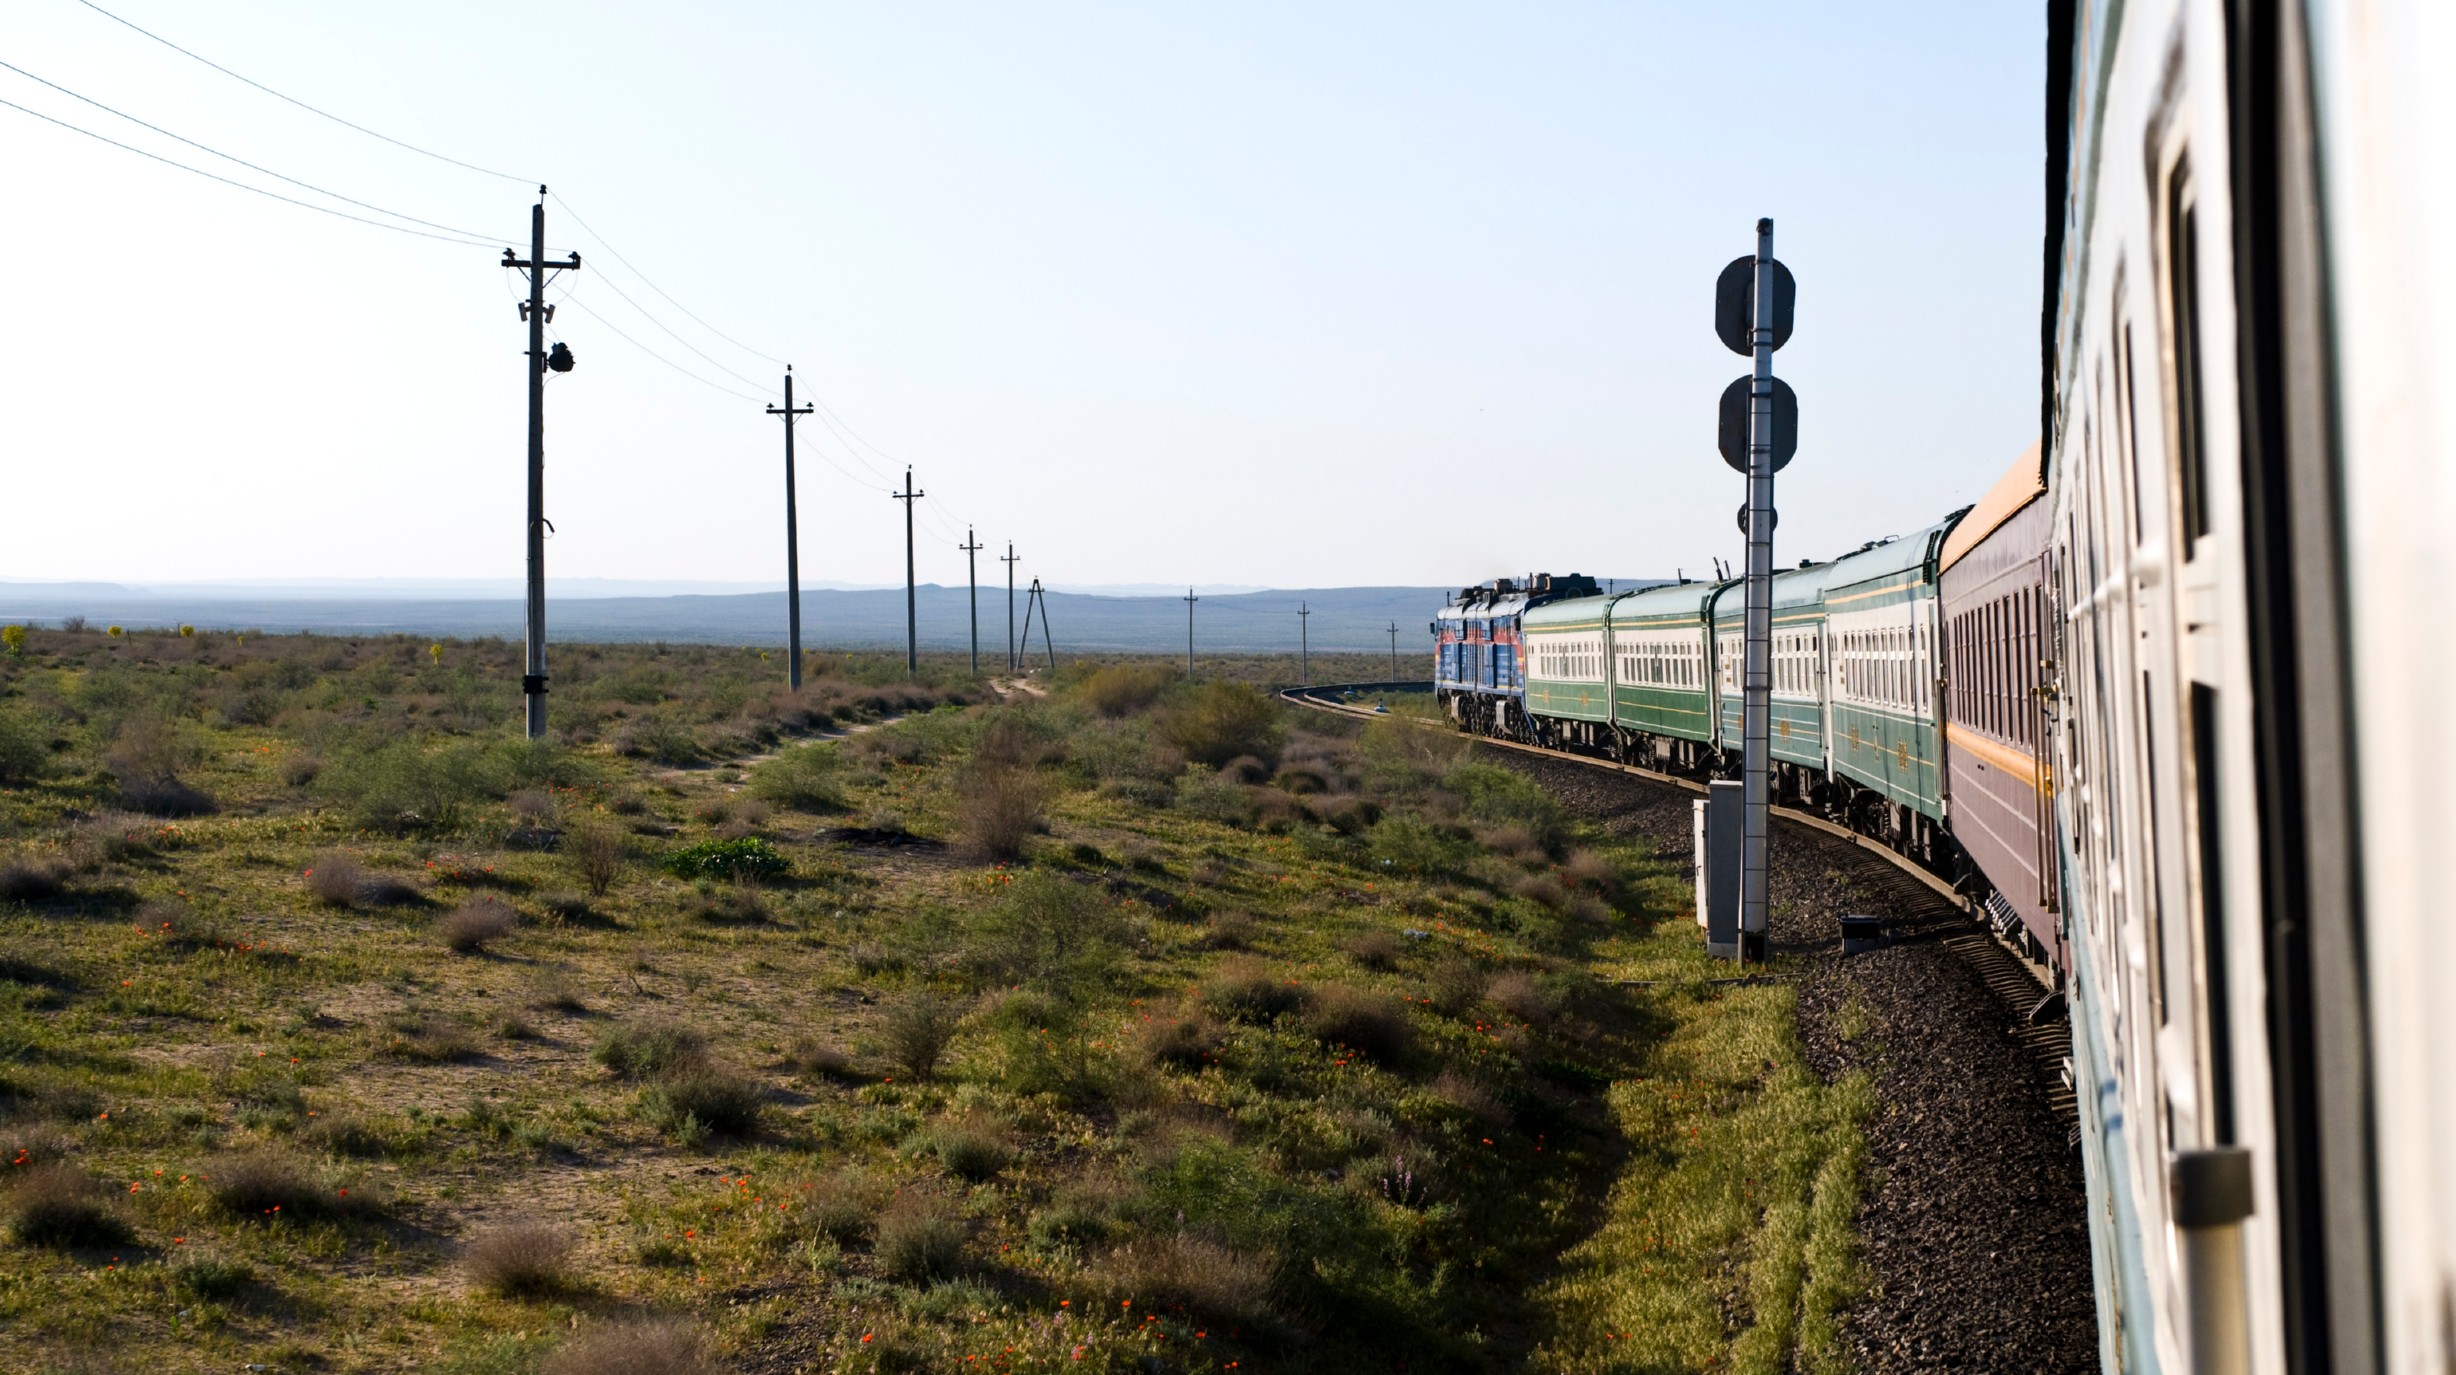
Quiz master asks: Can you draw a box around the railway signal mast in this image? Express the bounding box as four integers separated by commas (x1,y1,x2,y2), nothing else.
767,369,814,691
503,188,581,740
1715,219,1798,965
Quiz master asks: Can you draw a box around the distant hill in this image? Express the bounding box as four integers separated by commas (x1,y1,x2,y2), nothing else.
0,584,1501,654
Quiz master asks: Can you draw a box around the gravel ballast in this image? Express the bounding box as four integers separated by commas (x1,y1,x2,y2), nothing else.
1494,748,2099,1373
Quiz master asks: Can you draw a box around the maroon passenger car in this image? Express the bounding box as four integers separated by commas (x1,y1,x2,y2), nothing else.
1938,443,2063,975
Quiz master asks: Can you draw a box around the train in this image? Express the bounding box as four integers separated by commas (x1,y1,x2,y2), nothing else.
1435,1,2456,1370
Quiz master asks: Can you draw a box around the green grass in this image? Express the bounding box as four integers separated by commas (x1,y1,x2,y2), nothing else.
0,630,1870,1373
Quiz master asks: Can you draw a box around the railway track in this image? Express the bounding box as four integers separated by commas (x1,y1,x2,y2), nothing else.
1281,681,2076,1124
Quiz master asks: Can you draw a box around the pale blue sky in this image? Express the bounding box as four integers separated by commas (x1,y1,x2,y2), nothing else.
1,2,2042,591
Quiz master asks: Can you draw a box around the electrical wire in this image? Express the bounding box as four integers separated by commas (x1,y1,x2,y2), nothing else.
69,0,533,185
548,191,789,368
575,257,776,393
0,94,498,247
0,58,512,244
554,292,768,403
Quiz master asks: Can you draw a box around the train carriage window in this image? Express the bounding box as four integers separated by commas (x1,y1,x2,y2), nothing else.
2163,160,2214,557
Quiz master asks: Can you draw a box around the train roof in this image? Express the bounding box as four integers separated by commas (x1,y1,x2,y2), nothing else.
1712,561,1846,620
1601,578,1726,624
1520,591,1626,630
1821,512,1968,592
1937,441,2047,573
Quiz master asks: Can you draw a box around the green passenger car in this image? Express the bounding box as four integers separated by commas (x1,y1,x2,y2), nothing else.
1522,581,1726,773
1813,516,1963,824
1710,561,1842,778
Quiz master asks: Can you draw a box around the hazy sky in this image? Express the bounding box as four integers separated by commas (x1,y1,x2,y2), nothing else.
2,2,2042,592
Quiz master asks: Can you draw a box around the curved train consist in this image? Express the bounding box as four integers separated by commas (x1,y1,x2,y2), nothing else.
1436,1,2456,1370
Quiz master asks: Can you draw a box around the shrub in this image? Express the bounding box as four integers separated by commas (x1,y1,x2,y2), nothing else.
0,858,66,903
68,812,154,869
875,1196,967,1282
957,764,1045,863
687,884,768,924
1136,1009,1223,1070
465,1219,578,1296
1444,762,1567,852
0,706,48,785
1483,969,1552,1026
6,1164,135,1249
1172,766,1256,827
171,1257,256,1299
593,1023,709,1079
317,738,498,832
562,819,629,897
1367,814,1472,876
615,716,702,766
139,895,231,951
1427,956,1488,1018
1156,681,1282,768
1075,663,1177,717
799,1168,888,1243
203,1150,370,1221
1028,1176,1131,1252
748,743,846,811
642,1065,764,1139
305,851,368,907
882,990,963,1080
382,1012,481,1063
1199,909,1257,951
1561,847,1623,900
440,895,517,953
1429,1069,1508,1125
302,1114,401,1159
663,837,789,883
966,870,1124,999
1091,1232,1276,1329
1342,929,1402,970
543,1318,717,1375
1304,985,1415,1065
1200,957,1308,1024
922,1114,1012,1180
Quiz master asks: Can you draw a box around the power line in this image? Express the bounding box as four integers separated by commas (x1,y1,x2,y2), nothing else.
70,0,533,184
555,292,767,403
547,191,788,368
0,58,510,244
570,252,775,393
0,94,497,248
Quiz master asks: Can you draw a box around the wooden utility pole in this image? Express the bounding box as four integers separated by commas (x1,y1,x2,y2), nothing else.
502,187,580,740
766,368,814,690
960,528,984,675
891,467,925,676
1387,621,1399,682
1298,601,1310,685
1184,588,1198,678
999,543,1021,673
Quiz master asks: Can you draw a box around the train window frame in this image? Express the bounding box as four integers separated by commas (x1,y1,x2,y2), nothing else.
2157,154,2215,559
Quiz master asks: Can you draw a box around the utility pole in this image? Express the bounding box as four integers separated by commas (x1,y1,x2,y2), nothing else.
1183,588,1198,678
959,528,984,675
1298,601,1310,686
1387,621,1399,682
766,368,813,691
502,186,580,740
1029,579,1056,670
999,543,1021,673
891,467,925,676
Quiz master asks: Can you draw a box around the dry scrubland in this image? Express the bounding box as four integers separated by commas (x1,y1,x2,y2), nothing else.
0,629,1867,1374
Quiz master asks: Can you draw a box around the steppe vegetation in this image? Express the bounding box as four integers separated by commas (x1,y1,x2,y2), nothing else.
0,627,1865,1374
